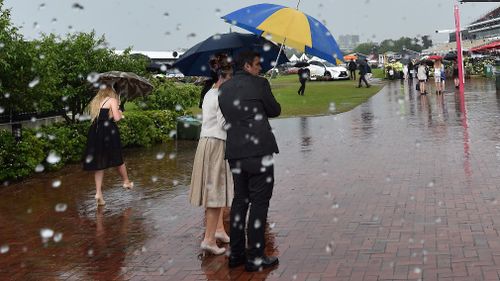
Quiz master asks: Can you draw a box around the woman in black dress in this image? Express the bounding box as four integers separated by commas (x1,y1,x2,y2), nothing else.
83,86,133,206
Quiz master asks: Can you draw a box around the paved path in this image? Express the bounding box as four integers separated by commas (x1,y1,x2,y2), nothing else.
2,80,500,280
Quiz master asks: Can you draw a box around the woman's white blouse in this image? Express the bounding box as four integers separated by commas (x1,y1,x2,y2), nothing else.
200,88,227,140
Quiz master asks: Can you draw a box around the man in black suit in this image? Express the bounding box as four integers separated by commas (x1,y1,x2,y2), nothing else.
218,51,281,272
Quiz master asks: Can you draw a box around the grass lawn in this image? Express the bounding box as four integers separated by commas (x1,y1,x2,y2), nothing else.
269,75,382,117
139,74,383,118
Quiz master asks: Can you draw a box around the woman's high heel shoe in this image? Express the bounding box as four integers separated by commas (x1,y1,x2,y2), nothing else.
215,232,230,243
200,242,226,255
123,182,134,190
95,194,106,206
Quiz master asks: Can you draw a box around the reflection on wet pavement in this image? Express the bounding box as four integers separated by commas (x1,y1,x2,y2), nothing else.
2,79,500,280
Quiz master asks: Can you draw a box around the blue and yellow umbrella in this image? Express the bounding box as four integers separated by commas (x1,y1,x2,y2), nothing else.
222,3,343,65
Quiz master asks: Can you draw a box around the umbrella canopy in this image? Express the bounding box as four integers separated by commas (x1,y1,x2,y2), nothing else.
172,32,289,77
470,40,500,52
443,52,458,61
222,3,343,65
427,55,443,61
97,71,153,100
293,61,310,67
289,54,299,62
344,54,358,61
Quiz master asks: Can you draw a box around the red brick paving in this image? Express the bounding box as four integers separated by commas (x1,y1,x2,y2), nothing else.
2,80,500,280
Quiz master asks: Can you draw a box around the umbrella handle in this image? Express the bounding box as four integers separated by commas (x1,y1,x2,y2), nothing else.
269,38,287,81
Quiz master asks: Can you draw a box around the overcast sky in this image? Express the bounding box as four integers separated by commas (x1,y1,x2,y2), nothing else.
4,0,500,52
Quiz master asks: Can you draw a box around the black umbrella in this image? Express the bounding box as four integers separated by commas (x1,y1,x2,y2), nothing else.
172,32,289,76
97,71,153,100
444,52,458,61
293,61,310,67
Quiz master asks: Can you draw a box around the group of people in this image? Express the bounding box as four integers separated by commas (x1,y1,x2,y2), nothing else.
82,51,282,272
411,60,460,95
348,59,372,88
189,51,281,272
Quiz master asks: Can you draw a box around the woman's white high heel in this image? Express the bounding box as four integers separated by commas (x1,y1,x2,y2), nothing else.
200,242,226,255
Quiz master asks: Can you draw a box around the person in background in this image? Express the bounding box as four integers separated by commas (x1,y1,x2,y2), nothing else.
83,86,133,206
297,67,307,96
440,63,446,93
189,54,234,256
348,59,357,81
417,62,428,95
433,60,443,94
408,60,414,79
357,59,371,88
403,64,409,80
453,60,460,89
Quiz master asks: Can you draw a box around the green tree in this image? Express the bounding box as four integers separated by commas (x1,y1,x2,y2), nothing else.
353,42,379,55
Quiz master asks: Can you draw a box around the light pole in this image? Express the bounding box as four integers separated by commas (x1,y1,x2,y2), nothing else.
454,3,465,94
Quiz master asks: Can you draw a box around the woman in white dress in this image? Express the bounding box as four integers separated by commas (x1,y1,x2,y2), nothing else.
189,54,234,255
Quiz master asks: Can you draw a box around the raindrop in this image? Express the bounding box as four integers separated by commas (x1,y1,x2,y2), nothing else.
212,34,221,40
223,123,232,130
72,3,84,10
234,214,241,222
329,102,336,113
168,152,176,159
156,152,165,160
270,222,276,229
141,246,147,252
175,104,182,111
39,3,46,9
233,99,240,106
385,176,391,182
4,92,9,98
200,65,207,72
169,130,177,138
256,242,261,248
33,22,40,29
176,23,181,31
254,219,261,229
172,180,179,186
87,249,94,257
27,208,32,214
410,195,415,200
31,117,37,122
325,241,334,254
427,180,435,187
0,106,4,114
231,167,241,174
52,180,61,188
0,245,9,254
253,257,263,266
53,232,63,242
414,267,422,274
186,33,196,39
39,54,45,60
435,217,442,223
415,140,421,148
47,151,61,164
263,43,271,52
163,12,169,17
29,77,40,88
51,18,57,24
266,176,272,183
35,164,44,172
55,203,67,212
40,228,54,239
261,155,274,167
160,64,167,72
87,72,100,84
331,203,340,209
254,114,263,121
85,155,93,164
151,176,158,182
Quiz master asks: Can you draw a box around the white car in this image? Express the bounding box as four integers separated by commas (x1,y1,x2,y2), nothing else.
304,60,349,80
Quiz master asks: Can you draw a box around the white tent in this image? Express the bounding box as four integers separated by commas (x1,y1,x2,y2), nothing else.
289,54,299,62
299,53,309,61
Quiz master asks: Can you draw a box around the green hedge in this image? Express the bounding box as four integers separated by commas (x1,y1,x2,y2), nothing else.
138,78,200,111
0,109,184,182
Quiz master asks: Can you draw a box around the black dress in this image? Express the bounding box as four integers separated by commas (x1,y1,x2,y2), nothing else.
83,101,124,171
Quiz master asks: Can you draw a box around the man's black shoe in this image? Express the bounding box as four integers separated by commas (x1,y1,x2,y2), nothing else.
245,256,279,272
228,255,246,268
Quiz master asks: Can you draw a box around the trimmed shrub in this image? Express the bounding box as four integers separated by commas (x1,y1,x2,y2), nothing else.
0,130,45,181
139,78,200,111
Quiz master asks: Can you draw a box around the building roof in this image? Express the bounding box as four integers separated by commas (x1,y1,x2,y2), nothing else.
114,50,184,60
470,6,500,25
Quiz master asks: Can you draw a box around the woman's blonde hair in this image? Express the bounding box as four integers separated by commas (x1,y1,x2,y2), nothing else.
88,86,119,121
